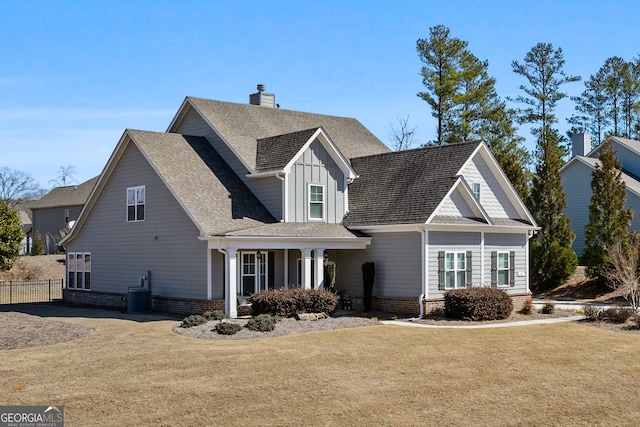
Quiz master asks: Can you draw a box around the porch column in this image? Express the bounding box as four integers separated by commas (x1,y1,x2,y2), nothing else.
302,248,312,290
283,249,289,288
315,248,325,290
226,249,238,318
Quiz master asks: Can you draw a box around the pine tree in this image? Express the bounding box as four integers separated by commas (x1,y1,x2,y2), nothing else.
568,69,610,146
583,140,633,278
512,43,580,291
0,199,24,270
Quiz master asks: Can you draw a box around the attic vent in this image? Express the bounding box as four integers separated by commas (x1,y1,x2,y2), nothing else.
249,84,276,108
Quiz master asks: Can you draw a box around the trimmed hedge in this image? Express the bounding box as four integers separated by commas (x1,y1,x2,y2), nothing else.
250,288,337,317
444,287,513,321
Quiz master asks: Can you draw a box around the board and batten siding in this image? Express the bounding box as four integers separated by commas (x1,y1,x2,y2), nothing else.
173,106,282,219
461,153,520,219
335,232,422,298
287,139,346,223
66,142,209,299
427,231,528,297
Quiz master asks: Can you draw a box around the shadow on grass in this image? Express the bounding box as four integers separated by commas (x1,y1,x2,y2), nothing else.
0,302,181,322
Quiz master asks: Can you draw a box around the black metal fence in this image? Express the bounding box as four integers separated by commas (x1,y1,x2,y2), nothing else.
0,279,64,305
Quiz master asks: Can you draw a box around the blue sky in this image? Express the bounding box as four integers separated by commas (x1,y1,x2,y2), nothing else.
1,0,639,188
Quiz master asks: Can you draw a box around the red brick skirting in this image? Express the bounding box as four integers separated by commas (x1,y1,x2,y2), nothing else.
63,289,236,316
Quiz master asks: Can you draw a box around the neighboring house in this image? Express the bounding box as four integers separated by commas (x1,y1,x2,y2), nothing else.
30,177,98,254
61,86,537,317
561,133,640,257
15,203,32,255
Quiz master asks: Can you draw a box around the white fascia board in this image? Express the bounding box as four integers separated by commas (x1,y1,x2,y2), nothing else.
463,141,537,228
282,128,357,179
201,235,371,250
166,97,192,133
346,223,426,233
246,170,281,178
129,134,207,238
424,223,539,233
60,130,132,245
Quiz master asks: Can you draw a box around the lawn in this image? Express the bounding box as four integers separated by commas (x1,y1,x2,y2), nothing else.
1,307,640,426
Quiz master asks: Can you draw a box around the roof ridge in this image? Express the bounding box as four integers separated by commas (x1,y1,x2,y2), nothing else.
350,140,482,161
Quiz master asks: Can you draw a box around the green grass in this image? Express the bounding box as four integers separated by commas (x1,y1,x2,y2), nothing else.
2,309,640,426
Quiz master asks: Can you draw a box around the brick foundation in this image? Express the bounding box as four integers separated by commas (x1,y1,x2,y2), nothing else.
63,289,236,316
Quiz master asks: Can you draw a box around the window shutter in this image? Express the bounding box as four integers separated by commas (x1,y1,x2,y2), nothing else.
268,252,275,290
465,251,473,287
490,251,497,288
509,251,516,287
438,251,445,291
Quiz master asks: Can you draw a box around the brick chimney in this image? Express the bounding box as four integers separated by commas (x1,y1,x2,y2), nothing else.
249,84,276,108
571,131,592,157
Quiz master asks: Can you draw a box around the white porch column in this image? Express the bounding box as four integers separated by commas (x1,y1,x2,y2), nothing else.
283,249,289,288
226,250,238,318
207,248,212,300
315,248,325,289
302,248,312,290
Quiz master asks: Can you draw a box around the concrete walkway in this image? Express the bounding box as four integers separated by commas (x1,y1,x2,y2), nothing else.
380,315,585,329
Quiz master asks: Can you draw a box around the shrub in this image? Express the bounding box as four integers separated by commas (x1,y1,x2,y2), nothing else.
540,302,555,314
444,287,513,321
600,307,634,323
214,322,242,335
245,314,279,332
180,314,207,328
324,260,336,293
583,304,602,321
250,288,337,317
519,297,534,315
362,262,375,312
203,310,227,321
530,241,578,292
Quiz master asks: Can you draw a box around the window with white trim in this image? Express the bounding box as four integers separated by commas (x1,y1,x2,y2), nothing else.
127,186,145,222
308,184,325,221
497,252,509,286
445,252,466,289
473,182,481,201
67,252,91,290
239,251,269,296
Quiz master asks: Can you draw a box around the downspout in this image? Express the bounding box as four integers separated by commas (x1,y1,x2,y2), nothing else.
413,227,426,320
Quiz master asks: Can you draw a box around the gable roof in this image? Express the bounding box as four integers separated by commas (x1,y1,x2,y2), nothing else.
29,176,99,209
126,130,277,235
255,128,319,172
344,142,481,226
64,130,277,243
168,97,390,172
563,155,640,197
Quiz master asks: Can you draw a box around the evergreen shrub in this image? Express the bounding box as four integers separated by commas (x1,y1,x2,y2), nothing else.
444,287,513,321
250,288,337,317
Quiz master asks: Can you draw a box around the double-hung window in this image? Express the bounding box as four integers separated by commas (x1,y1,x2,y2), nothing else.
68,252,91,290
308,184,325,221
445,252,466,289
497,252,510,286
127,186,145,222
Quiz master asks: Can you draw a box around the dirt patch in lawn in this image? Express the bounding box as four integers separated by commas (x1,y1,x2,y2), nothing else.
0,254,66,281
0,311,92,350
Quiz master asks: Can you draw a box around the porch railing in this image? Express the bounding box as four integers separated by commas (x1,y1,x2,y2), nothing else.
0,279,64,305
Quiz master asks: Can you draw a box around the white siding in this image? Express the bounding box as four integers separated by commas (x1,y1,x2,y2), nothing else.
335,232,422,298
66,143,210,299
287,139,346,223
461,154,519,219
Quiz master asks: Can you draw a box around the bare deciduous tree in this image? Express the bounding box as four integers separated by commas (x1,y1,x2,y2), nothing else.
0,166,42,207
602,232,640,313
49,165,78,187
388,115,417,151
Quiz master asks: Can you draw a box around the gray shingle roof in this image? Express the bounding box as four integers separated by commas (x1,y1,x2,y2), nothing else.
343,142,481,226
30,176,99,209
224,222,369,238
128,130,276,235
255,128,319,172
185,97,390,171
